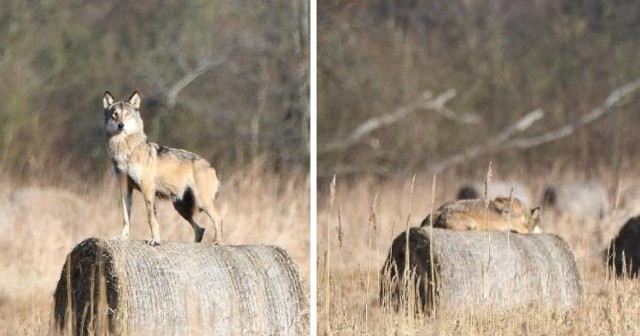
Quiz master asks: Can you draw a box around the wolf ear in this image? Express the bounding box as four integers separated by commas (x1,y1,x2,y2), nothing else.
493,197,507,208
103,91,115,109
128,91,141,110
529,207,542,233
530,207,540,219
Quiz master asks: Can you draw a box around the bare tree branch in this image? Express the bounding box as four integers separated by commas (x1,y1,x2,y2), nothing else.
505,78,640,150
431,109,545,173
432,77,640,173
320,89,477,154
166,59,225,108
170,44,192,75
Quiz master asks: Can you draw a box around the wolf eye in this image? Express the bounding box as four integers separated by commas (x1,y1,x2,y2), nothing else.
112,112,119,118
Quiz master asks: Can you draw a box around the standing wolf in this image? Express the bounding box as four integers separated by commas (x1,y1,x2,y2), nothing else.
103,91,223,245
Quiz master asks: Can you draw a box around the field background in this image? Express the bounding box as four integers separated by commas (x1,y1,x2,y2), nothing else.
319,0,640,335
0,1,309,334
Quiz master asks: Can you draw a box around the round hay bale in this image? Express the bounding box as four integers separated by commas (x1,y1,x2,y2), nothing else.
605,216,640,277
380,227,581,315
53,238,307,336
457,181,532,208
542,181,610,220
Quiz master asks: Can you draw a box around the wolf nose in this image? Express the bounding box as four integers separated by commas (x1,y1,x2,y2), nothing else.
117,123,125,129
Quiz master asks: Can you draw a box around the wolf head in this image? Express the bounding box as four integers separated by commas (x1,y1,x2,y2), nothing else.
493,197,542,233
103,91,144,136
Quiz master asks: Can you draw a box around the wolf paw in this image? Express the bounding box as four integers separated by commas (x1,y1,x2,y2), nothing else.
146,239,162,246
115,234,129,240
194,228,205,243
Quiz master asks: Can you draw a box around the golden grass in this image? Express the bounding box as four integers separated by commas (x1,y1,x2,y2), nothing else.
318,173,640,335
0,162,309,334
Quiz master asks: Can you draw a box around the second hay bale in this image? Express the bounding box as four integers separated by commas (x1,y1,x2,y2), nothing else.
381,228,582,314
542,181,610,220
605,216,640,277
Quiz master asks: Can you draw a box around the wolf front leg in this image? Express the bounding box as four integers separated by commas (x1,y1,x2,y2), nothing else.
141,182,162,245
118,172,133,239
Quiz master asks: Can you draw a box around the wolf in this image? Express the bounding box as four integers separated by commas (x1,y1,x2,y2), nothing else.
102,91,223,245
420,197,541,234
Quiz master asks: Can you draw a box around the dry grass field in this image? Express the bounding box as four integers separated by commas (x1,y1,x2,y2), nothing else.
0,162,309,334
318,170,640,335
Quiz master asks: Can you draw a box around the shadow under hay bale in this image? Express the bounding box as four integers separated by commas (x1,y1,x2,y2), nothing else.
380,228,582,315
605,216,640,277
53,238,307,336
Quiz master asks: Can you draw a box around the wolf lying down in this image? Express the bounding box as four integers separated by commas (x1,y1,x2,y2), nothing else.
421,197,542,234
102,91,223,245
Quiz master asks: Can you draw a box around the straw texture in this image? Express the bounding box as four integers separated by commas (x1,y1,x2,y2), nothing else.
380,227,582,315
53,238,307,335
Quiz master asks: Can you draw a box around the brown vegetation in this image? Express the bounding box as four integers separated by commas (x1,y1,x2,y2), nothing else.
319,0,640,179
0,0,309,182
53,238,307,335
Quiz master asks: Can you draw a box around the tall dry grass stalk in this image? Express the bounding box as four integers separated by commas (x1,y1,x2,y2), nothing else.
0,161,309,334
318,171,640,335
402,175,417,329
364,193,378,332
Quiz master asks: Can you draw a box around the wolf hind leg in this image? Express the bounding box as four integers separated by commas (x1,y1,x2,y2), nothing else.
173,190,205,243
201,201,223,244
203,206,223,244
194,166,223,244
193,190,223,244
